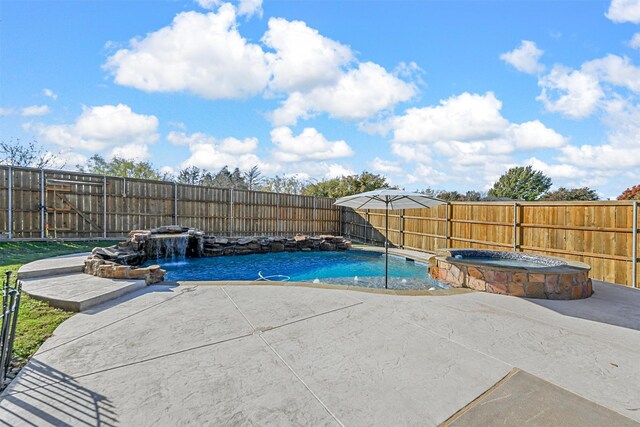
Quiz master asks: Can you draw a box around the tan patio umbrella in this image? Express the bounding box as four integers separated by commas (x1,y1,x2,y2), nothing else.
334,189,446,289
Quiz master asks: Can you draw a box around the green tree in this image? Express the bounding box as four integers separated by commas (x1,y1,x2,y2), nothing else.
303,171,393,198
617,185,640,200
540,187,599,201
176,165,207,185
79,154,168,180
0,138,60,168
418,189,483,201
206,166,248,189
261,175,309,195
244,165,263,190
488,166,552,201
435,190,462,201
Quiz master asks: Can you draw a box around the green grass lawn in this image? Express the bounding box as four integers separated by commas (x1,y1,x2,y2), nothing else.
0,240,113,365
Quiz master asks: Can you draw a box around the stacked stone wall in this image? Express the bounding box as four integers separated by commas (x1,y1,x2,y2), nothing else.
430,257,592,300
84,225,352,284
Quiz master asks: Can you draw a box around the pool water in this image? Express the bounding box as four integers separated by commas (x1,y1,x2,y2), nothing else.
144,250,447,291
455,256,549,268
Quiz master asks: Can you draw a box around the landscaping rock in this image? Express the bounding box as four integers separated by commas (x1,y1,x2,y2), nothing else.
84,226,352,284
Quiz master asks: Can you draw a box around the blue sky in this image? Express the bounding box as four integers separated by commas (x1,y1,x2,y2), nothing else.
2,0,640,198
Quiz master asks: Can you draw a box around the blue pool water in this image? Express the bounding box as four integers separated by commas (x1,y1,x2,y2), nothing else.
144,250,447,291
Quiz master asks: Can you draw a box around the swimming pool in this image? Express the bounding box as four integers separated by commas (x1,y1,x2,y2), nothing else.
144,250,447,291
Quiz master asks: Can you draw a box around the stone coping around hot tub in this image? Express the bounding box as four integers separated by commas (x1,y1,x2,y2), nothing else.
170,280,472,297
435,249,591,274
431,249,592,299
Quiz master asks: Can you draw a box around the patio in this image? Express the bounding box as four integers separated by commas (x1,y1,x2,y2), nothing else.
1,277,639,425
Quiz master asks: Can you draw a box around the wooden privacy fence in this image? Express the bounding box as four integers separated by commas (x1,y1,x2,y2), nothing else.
0,166,340,240
341,201,640,288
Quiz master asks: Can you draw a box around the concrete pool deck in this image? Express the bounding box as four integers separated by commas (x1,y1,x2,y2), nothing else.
1,274,640,425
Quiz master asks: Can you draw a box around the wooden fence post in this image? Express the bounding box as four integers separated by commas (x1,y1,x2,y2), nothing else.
365,209,370,244
313,197,317,236
7,166,12,239
229,188,234,236
103,175,107,238
400,209,405,249
633,201,638,288
40,169,45,239
513,202,518,251
445,203,451,249
173,182,178,225
276,192,280,236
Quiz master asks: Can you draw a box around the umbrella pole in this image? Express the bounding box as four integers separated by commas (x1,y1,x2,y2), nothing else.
385,205,389,289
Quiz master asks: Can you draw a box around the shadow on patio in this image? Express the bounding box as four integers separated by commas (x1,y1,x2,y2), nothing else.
0,358,118,426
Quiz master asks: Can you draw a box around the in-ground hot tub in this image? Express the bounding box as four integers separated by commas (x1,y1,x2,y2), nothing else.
429,249,592,299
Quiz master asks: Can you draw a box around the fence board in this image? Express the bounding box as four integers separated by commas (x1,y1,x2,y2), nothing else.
0,165,340,241
341,201,639,288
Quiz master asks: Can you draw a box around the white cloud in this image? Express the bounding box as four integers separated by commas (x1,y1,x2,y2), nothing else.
322,163,355,179
105,6,270,99
500,40,545,74
169,131,257,155
195,0,218,9
582,54,640,93
405,164,449,186
391,143,433,164
506,120,566,150
0,107,15,116
390,92,509,143
35,104,159,154
527,157,587,180
537,65,603,118
630,33,640,49
21,105,51,116
271,62,416,126
555,97,640,170
384,92,568,190
369,157,403,174
110,143,150,161
54,150,89,170
606,0,640,23
42,88,58,100
168,131,274,173
195,0,262,17
237,0,263,18
219,136,258,154
270,126,353,162
263,18,353,93
559,144,640,169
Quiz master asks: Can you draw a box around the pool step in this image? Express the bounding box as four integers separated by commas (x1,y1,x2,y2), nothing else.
21,273,146,312
17,253,88,279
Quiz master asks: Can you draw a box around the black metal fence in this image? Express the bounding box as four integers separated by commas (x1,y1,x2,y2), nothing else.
1,271,22,387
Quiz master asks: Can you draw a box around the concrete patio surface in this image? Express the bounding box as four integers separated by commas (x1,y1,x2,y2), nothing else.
17,252,88,279
17,253,146,312
1,278,639,426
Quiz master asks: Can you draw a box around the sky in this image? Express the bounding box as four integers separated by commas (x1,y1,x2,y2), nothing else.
2,0,640,198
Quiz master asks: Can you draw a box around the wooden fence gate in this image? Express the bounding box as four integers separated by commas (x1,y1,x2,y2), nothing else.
45,177,105,238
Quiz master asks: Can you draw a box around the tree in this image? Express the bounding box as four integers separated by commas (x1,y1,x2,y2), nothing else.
230,167,246,189
303,171,393,198
176,166,207,185
435,190,463,201
79,154,168,180
261,175,309,195
488,166,552,201
244,165,263,190
540,187,599,201
617,185,640,200
0,138,61,168
418,189,484,201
